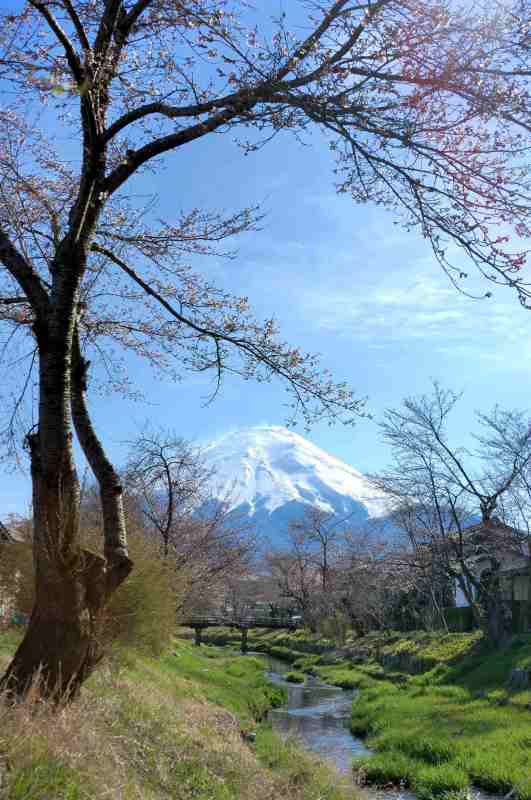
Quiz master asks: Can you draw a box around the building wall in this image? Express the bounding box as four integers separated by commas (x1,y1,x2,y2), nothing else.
455,582,471,608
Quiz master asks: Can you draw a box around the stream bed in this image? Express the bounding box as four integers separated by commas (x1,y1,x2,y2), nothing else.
260,654,497,800
264,655,370,774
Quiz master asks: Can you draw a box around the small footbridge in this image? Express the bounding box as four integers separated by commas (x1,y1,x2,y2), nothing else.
180,612,303,652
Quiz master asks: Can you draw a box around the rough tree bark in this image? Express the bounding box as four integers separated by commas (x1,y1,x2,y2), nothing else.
0,274,132,701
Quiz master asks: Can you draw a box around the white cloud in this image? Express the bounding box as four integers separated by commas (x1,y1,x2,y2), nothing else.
298,271,531,365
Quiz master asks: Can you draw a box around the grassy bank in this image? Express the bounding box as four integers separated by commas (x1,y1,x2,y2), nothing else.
201,626,531,799
350,634,531,800
0,630,359,800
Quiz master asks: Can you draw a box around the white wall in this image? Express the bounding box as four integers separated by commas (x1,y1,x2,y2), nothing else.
455,581,471,608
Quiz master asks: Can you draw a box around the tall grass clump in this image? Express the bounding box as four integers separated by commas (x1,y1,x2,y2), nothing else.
285,671,305,684
353,752,417,787
414,763,469,800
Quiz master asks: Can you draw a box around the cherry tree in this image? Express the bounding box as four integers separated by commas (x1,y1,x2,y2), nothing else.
124,429,254,601
374,385,531,645
0,0,529,698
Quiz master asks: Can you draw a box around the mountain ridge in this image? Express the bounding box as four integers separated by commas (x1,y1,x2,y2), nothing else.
202,425,391,543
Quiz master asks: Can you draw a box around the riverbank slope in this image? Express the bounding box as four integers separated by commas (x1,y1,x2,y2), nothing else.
200,627,531,800
0,629,359,800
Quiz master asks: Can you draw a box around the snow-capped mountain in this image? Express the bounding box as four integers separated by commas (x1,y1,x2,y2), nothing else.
202,426,391,544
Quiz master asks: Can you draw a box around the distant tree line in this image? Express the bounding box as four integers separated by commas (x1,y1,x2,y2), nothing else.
264,386,531,648
4,386,531,653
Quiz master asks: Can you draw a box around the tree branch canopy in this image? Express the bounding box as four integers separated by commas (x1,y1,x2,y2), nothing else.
0,0,528,456
0,0,528,306
0,0,528,443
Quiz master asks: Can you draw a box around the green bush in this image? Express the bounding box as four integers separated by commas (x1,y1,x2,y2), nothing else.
102,531,177,656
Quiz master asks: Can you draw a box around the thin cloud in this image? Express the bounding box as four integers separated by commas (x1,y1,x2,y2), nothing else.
299,272,531,364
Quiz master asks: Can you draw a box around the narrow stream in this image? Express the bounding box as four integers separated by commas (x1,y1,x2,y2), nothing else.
263,654,371,774
260,654,497,800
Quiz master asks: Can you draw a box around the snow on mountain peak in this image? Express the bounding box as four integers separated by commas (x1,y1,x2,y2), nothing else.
203,425,389,521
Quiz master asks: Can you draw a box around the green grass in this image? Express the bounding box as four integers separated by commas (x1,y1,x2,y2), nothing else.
195,626,531,799
285,671,305,684
201,627,335,659
350,634,531,800
0,632,360,800
380,630,483,664
7,760,85,800
291,655,321,672
353,752,419,787
246,627,531,799
162,644,286,722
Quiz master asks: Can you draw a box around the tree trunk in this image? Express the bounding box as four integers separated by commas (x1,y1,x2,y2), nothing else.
0,429,108,700
477,565,512,648
1,323,131,700
483,597,512,648
1,555,104,700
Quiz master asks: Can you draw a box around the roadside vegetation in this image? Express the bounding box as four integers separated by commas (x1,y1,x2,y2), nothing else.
203,626,531,800
0,630,359,800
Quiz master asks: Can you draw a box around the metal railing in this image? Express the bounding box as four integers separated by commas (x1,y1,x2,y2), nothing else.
180,612,303,629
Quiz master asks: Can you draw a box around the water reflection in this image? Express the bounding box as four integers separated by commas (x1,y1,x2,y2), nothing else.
262,655,497,800
266,660,370,774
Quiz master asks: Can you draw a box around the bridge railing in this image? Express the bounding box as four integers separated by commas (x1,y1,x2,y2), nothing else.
180,612,303,629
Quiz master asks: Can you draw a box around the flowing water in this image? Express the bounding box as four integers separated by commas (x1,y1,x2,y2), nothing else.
264,655,371,774
260,654,496,800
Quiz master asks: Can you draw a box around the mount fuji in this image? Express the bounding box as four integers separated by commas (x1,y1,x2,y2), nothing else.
202,426,392,544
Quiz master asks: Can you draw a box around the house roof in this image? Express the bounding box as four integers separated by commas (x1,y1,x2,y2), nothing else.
446,518,530,577
451,518,529,554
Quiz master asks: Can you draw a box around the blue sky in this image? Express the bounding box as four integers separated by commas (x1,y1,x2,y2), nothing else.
2,92,531,518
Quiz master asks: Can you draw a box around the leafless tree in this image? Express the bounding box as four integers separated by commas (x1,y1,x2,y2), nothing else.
0,0,529,698
266,507,347,629
124,429,215,558
267,535,318,627
332,526,391,633
173,506,256,610
373,384,531,645
124,429,255,606
288,507,346,593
